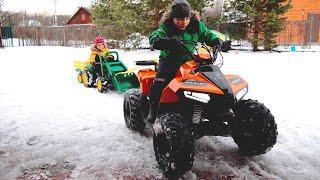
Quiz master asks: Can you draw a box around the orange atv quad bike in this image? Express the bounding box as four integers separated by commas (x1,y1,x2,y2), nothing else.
123,40,277,179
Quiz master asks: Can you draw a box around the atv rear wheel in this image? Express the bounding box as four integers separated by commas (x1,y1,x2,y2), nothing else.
232,99,277,155
97,78,107,93
123,89,146,131
82,70,94,87
77,72,83,83
153,113,195,178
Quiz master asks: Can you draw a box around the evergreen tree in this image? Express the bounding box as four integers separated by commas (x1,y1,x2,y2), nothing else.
146,0,212,32
224,0,291,51
263,0,291,50
92,0,144,40
188,0,211,12
145,0,172,33
91,0,211,47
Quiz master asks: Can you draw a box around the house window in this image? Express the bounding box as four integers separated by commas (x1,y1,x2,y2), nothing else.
81,12,86,21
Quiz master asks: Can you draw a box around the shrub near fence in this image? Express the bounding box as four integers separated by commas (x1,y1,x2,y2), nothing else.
215,22,247,40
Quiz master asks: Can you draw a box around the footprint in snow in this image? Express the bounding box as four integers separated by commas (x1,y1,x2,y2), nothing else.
26,136,40,146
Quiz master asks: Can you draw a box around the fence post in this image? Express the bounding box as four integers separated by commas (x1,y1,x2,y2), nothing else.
63,26,67,46
10,26,14,47
35,27,40,46
309,15,313,46
35,27,37,46
22,29,25,46
0,27,3,48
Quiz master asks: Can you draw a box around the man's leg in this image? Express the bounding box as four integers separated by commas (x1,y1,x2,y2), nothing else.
147,59,179,124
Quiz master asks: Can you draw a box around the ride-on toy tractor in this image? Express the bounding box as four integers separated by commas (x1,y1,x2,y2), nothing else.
123,40,277,178
94,51,139,93
74,51,139,93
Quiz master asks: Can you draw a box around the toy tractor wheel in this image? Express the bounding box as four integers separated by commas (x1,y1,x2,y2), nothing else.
153,112,195,179
232,99,278,155
97,78,107,93
82,70,94,88
123,89,146,131
77,72,83,83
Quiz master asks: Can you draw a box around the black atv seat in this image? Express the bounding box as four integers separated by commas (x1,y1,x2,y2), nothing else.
136,60,157,66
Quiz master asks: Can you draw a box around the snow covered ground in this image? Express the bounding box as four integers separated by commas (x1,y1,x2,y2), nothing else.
0,46,320,179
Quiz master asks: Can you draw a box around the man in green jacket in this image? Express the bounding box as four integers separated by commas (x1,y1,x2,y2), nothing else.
147,0,221,124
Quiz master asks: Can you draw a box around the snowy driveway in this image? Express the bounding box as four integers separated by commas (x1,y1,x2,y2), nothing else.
1,47,320,179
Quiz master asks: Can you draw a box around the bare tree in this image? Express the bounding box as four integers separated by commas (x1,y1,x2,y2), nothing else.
203,0,223,20
0,0,4,23
0,0,3,10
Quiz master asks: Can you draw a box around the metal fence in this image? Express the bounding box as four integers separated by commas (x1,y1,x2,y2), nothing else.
1,25,129,48
212,19,320,47
2,19,319,49
13,25,120,47
276,20,320,46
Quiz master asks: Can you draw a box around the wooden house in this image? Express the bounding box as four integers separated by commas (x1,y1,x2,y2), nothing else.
66,7,92,25
277,0,320,45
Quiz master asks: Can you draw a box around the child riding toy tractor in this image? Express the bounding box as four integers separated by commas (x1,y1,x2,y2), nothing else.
74,51,139,93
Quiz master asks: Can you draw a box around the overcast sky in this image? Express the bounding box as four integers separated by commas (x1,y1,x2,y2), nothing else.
2,0,92,15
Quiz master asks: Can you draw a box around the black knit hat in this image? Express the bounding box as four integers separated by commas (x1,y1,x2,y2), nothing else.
170,0,191,18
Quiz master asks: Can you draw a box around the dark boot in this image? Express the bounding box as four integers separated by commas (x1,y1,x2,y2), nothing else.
146,101,158,124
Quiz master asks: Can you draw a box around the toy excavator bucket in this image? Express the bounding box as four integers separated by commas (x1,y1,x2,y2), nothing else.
113,66,139,92
115,67,138,75
73,60,86,71
114,71,139,92
105,55,139,92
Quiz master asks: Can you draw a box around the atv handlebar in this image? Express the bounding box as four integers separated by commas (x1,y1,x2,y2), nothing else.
176,39,221,65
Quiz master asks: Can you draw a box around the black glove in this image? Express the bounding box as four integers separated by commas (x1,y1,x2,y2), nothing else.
152,38,182,51
210,38,223,48
221,41,231,52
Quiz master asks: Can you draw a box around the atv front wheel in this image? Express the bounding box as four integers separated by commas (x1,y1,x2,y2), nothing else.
123,89,145,131
77,72,83,83
97,78,107,93
232,99,277,155
153,112,195,178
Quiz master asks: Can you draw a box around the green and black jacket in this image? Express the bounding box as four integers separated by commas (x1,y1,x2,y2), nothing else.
149,11,218,64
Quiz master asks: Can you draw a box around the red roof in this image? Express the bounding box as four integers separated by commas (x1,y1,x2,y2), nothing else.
66,7,92,25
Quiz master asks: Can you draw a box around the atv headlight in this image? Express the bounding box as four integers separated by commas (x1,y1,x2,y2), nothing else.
235,87,248,100
184,91,210,103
